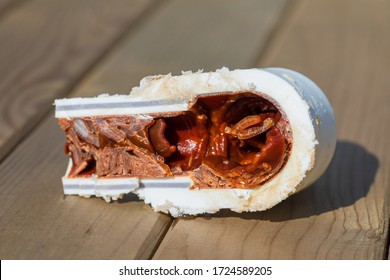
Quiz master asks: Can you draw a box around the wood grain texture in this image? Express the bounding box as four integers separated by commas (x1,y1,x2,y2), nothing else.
70,0,288,97
0,0,156,162
0,0,24,14
154,0,390,259
0,0,288,259
0,115,172,259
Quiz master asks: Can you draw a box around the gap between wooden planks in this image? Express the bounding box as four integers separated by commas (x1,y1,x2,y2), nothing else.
0,0,158,162
154,0,390,259
0,0,288,259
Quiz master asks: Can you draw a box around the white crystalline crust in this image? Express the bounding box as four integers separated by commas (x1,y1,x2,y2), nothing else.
57,68,337,217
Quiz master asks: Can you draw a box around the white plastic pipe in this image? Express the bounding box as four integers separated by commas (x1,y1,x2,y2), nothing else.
56,68,336,217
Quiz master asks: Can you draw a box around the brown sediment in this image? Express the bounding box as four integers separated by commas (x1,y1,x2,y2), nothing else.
59,92,292,189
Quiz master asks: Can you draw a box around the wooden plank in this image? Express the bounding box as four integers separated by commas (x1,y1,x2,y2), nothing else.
0,0,288,259
71,0,288,97
0,0,156,162
0,115,172,259
0,115,169,259
0,0,24,14
154,0,390,259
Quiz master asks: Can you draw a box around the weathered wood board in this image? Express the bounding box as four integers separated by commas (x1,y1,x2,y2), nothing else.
0,0,156,161
0,0,288,259
153,0,390,259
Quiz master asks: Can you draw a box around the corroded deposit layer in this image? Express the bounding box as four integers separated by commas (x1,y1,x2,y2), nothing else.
55,68,336,216
59,92,292,189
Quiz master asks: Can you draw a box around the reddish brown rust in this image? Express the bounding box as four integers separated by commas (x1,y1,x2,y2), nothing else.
224,114,275,140
164,112,209,171
149,119,176,157
59,92,292,189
